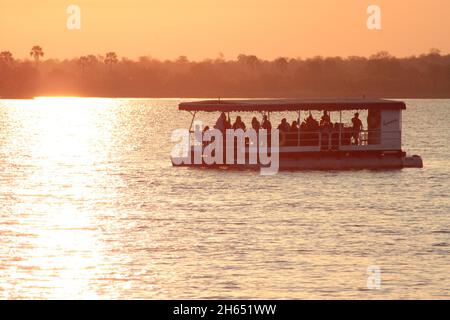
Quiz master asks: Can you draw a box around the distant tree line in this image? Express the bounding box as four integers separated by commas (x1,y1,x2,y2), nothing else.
0,47,449,98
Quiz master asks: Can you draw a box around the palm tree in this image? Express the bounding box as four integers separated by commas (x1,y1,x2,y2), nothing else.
30,45,44,64
0,51,14,66
104,52,118,70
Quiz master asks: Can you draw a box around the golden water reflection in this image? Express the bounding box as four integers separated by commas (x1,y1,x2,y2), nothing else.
0,98,449,299
2,98,123,299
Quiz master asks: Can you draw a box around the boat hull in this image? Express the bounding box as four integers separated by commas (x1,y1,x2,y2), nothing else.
171,150,423,170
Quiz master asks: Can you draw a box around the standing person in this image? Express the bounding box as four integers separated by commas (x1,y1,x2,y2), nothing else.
261,114,272,147
351,112,363,145
250,116,261,151
214,112,229,162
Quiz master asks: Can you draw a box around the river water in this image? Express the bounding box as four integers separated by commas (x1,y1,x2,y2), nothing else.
0,98,448,299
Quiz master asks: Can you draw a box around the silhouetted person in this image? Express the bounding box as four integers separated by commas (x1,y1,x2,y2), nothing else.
225,114,231,130
261,114,272,131
277,118,291,132
290,120,299,131
214,112,228,134
305,112,319,131
289,120,299,146
300,121,307,130
260,114,272,147
251,116,261,131
277,118,290,146
320,110,331,126
232,116,246,131
351,112,363,145
303,113,319,145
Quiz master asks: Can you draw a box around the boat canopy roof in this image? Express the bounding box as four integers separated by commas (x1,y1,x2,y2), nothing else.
179,98,406,112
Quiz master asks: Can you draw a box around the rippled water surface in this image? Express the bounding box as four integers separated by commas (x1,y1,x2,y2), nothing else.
0,98,449,299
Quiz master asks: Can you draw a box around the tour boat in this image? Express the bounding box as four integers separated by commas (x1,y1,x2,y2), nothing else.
171,98,423,170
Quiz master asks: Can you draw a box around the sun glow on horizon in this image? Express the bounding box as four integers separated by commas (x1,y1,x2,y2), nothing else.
0,0,449,60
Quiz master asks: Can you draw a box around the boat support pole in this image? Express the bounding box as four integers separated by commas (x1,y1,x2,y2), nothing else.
297,110,301,146
188,111,197,133
339,110,342,149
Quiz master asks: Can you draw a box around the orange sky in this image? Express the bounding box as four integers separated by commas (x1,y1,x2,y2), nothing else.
1,0,449,60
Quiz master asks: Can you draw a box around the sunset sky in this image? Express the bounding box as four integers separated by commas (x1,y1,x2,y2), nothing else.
1,0,449,60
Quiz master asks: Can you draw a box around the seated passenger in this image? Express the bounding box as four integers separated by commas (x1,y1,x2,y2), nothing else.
261,114,272,131
300,121,307,130
289,121,299,146
320,110,331,126
305,112,319,131
232,116,246,131
322,120,334,130
214,112,228,134
290,120,299,131
334,122,342,132
302,113,319,145
251,116,261,131
277,118,291,132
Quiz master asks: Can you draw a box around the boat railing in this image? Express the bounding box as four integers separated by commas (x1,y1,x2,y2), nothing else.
190,129,401,151
281,129,400,149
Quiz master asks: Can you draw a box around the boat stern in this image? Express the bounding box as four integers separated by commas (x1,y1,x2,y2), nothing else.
403,154,423,168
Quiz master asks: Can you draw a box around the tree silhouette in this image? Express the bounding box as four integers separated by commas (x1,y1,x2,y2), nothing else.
104,52,118,70
0,51,14,66
370,51,392,60
275,57,288,72
86,55,98,65
78,56,89,74
238,54,260,69
428,48,441,56
30,45,44,64
176,55,189,64
0,48,449,98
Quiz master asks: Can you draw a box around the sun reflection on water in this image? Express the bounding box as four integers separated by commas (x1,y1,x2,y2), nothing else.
2,97,121,299
0,98,449,299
